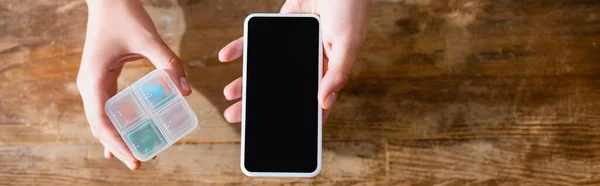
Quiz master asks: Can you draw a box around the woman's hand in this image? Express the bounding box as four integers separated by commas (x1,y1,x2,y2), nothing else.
77,0,191,170
219,0,369,122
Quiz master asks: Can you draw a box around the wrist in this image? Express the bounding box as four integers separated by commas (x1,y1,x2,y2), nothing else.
86,0,124,7
85,0,141,12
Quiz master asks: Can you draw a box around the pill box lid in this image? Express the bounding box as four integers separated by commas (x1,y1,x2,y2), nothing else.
104,69,198,161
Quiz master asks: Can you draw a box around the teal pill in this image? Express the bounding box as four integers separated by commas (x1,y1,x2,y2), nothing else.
127,119,166,155
141,82,174,109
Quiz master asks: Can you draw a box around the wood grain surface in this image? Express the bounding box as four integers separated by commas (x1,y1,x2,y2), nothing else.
1,0,600,185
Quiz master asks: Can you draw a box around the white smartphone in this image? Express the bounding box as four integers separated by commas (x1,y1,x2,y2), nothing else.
241,13,322,177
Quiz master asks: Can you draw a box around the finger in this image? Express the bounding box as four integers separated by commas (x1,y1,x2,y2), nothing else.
104,148,114,159
140,38,192,96
323,108,331,123
78,77,140,170
319,70,348,110
97,125,141,170
224,77,243,100
318,42,357,109
218,37,243,62
100,140,140,170
280,0,315,13
224,101,242,123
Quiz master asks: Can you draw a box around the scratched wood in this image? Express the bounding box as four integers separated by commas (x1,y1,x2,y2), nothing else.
0,0,599,185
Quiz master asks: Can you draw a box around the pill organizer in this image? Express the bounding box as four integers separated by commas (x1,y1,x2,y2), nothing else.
105,69,198,161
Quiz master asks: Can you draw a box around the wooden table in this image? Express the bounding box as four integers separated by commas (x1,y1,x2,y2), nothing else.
1,0,599,185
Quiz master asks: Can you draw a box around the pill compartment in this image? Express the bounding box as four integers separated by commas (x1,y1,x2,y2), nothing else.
105,69,198,161
136,72,177,110
125,119,167,158
105,88,146,129
155,98,198,140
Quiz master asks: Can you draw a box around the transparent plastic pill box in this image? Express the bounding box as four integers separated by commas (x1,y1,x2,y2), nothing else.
105,69,198,161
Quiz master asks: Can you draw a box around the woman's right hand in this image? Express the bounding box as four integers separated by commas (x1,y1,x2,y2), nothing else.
77,0,191,170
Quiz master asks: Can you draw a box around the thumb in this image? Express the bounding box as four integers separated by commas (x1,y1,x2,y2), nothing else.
140,38,191,96
318,41,358,109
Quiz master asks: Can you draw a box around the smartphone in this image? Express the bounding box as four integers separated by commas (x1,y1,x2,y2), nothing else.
241,13,322,177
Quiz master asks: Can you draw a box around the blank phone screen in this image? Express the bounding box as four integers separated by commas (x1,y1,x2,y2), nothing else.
244,16,320,173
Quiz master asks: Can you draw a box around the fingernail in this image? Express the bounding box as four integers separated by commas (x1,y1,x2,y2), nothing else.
180,76,190,92
125,161,135,170
223,86,230,100
104,149,110,159
324,92,337,109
